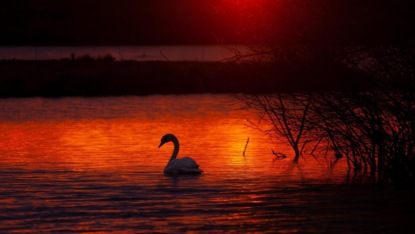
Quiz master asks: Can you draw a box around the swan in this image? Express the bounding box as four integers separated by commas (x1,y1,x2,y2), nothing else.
158,134,203,175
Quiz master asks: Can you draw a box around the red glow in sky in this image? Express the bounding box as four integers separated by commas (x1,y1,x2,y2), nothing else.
220,0,269,14
212,0,274,43
0,0,277,45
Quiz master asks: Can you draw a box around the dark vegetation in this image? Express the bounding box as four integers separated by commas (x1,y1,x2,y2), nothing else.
0,55,368,98
0,58,254,97
237,0,415,187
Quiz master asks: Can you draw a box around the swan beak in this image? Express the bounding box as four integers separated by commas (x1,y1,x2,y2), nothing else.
158,142,164,148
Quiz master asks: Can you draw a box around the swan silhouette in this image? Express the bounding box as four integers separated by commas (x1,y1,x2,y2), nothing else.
158,134,203,175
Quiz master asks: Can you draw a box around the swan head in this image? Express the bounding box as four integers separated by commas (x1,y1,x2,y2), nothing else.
158,134,176,148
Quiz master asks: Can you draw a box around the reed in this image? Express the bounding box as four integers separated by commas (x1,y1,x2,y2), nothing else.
238,46,415,187
241,88,415,187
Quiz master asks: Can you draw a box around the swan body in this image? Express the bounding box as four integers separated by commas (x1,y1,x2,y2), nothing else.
159,134,203,175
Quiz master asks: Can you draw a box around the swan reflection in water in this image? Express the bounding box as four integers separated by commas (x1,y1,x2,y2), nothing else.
159,134,203,175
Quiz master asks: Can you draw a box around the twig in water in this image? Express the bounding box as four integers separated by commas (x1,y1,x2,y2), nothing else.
272,149,287,159
243,137,250,156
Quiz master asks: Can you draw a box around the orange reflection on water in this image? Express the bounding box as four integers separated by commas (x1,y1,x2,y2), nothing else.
0,95,348,181
0,119,347,182
0,96,355,233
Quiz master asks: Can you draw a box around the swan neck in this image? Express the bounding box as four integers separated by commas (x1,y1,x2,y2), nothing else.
170,137,180,161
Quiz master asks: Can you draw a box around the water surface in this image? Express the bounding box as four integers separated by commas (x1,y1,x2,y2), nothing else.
0,95,413,233
0,46,243,61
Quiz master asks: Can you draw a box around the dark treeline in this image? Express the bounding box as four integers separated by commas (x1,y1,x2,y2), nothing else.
0,56,370,98
0,59,281,97
0,60,247,97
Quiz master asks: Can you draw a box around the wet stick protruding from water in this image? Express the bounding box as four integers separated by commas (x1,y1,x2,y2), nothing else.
243,137,250,156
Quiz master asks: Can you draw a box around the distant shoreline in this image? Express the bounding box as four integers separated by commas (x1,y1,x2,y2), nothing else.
0,45,243,61
0,60,367,98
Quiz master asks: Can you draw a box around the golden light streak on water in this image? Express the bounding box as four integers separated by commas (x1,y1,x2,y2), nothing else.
0,95,391,233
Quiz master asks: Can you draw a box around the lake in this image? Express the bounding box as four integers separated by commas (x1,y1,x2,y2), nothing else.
0,95,414,233
0,46,247,61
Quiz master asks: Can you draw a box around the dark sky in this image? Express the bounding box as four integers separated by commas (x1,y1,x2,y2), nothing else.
0,0,262,45
1,0,414,46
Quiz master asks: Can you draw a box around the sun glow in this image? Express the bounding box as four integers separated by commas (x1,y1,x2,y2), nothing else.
222,0,268,9
213,0,274,42
219,0,270,16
